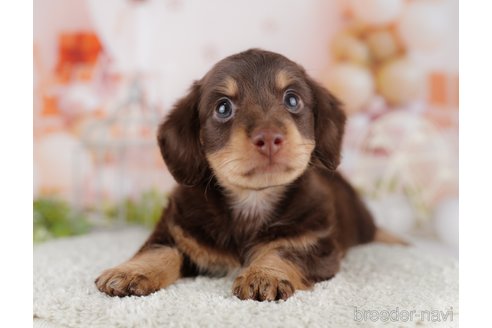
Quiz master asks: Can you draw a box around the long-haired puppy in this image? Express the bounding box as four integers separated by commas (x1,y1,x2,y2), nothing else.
95,49,404,301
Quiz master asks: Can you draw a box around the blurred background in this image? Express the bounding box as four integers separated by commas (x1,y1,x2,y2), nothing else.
33,0,458,255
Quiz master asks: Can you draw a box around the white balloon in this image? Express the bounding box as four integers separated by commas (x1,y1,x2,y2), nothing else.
376,57,425,106
324,63,375,114
331,32,371,65
398,2,449,51
433,198,459,247
348,0,404,25
366,29,399,62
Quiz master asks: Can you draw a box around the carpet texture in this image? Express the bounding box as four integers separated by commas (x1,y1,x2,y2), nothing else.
33,227,458,328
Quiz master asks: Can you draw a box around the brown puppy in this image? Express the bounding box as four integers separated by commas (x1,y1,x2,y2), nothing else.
95,49,401,301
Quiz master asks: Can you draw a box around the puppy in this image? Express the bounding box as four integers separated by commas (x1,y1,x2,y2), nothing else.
95,49,403,301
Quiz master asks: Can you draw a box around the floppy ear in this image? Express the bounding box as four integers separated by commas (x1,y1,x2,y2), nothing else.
157,82,209,186
308,78,346,171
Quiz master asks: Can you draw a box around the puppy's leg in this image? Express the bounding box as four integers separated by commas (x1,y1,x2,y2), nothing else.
232,251,307,302
95,245,182,297
233,237,342,301
95,202,190,297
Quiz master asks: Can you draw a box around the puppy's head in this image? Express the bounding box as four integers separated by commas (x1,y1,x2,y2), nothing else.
158,49,346,190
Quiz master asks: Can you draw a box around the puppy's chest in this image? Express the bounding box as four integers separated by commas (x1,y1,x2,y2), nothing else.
231,191,275,219
228,187,285,235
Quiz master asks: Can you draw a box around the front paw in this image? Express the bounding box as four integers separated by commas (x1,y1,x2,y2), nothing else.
95,266,158,297
232,270,295,301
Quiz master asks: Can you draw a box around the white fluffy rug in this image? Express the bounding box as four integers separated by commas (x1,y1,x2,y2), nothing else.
33,227,458,328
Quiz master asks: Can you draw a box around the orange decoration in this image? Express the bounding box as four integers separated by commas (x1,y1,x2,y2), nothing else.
55,32,103,83
428,73,459,108
452,75,459,108
77,65,97,81
41,95,61,117
428,72,447,106
425,73,458,128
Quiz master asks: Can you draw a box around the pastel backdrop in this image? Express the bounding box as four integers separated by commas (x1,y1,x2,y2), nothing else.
33,0,458,253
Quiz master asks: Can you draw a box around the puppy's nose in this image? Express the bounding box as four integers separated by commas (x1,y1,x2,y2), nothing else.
251,129,284,157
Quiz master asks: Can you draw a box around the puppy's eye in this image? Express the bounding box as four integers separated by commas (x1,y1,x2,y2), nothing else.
215,98,234,121
283,91,302,113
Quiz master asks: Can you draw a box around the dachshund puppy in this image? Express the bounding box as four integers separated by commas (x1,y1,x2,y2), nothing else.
95,49,402,301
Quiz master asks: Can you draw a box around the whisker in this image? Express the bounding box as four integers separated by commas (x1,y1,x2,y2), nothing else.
203,172,215,199
216,157,245,170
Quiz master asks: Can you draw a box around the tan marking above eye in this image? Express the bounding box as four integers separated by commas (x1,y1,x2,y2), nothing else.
275,70,295,91
215,77,238,97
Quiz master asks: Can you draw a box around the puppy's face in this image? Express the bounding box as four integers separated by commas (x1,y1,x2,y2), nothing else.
199,55,316,190
158,49,345,189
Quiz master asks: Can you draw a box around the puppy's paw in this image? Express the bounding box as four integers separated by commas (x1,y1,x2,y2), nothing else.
95,246,182,297
95,266,158,297
232,270,295,301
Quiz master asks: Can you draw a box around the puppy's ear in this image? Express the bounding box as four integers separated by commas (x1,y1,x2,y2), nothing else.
308,78,346,171
157,82,209,186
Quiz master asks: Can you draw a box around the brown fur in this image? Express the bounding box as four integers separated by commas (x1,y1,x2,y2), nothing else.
169,223,240,275
95,49,399,301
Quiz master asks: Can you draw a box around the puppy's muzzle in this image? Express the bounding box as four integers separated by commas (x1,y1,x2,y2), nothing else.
251,128,284,158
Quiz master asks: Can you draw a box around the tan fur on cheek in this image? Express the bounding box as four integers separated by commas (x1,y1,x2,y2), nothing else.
206,122,314,190
95,246,182,297
206,127,256,188
169,224,240,274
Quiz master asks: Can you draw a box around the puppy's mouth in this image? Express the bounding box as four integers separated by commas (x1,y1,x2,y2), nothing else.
241,161,294,178
207,152,306,190
205,124,315,191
